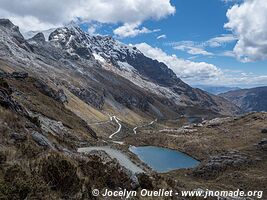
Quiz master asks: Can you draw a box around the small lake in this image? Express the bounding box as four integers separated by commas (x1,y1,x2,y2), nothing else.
129,146,199,173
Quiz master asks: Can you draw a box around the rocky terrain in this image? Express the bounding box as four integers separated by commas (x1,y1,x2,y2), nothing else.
126,112,267,197
220,86,267,112
0,73,180,199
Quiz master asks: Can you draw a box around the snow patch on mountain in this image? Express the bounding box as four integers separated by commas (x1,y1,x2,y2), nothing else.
93,52,106,63
117,61,136,72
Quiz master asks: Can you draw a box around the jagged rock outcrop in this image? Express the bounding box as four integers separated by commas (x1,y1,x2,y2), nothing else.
49,27,94,60
34,79,68,104
28,32,46,45
113,92,152,111
0,78,26,115
70,86,104,109
31,131,54,149
0,19,33,53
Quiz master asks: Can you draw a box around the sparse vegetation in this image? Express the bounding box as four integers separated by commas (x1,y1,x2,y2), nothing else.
137,173,154,189
38,152,81,195
79,155,133,190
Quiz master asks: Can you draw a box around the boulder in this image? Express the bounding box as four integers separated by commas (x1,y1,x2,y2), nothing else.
10,132,27,142
32,131,54,149
56,89,68,103
0,78,27,115
261,128,267,133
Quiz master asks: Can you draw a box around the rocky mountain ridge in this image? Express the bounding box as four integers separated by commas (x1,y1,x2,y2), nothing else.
220,86,267,112
194,85,240,95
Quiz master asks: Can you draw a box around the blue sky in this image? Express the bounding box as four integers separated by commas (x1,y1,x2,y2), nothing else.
1,0,266,87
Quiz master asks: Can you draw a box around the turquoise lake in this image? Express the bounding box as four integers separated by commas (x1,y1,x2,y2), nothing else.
129,146,199,173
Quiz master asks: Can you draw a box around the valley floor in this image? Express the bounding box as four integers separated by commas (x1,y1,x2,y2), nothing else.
1,73,266,199
79,110,267,199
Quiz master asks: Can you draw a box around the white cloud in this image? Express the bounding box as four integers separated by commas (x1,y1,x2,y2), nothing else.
0,0,175,32
134,43,222,83
157,34,167,39
225,0,267,62
171,41,213,56
174,44,213,56
221,50,236,58
221,0,243,3
170,34,236,56
213,71,267,87
1,13,60,31
206,34,237,47
88,26,97,35
113,23,160,38
134,43,267,86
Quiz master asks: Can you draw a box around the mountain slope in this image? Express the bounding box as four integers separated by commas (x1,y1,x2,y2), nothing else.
0,18,241,127
194,85,240,95
220,86,267,112
48,25,241,116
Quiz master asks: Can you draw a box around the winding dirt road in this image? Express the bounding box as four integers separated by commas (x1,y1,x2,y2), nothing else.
109,116,122,138
133,118,157,134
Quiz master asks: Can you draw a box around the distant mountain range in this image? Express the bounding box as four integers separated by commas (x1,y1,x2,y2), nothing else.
220,86,267,112
194,85,240,95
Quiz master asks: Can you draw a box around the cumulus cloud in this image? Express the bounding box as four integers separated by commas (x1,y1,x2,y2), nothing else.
134,43,222,83
113,23,160,38
0,0,175,32
134,43,267,86
225,0,267,62
157,34,167,39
